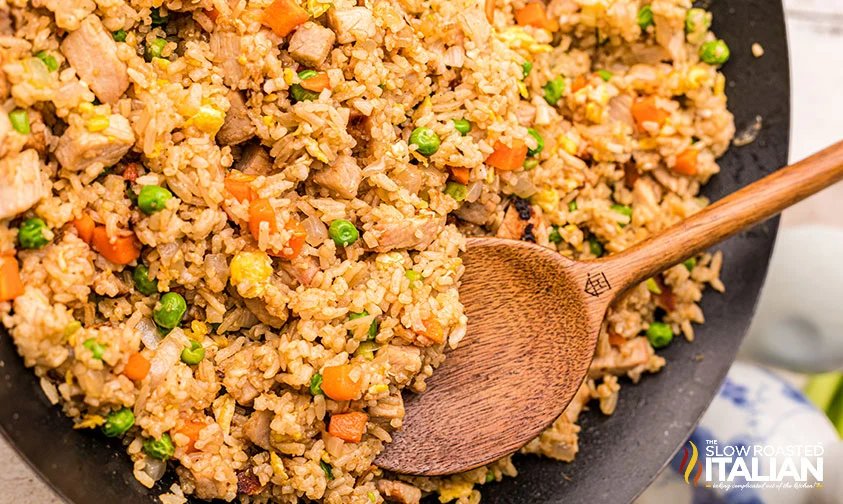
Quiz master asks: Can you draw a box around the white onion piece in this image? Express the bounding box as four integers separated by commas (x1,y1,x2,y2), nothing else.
137,317,161,350
607,95,634,127
302,216,328,246
509,172,538,198
143,457,167,481
465,181,483,203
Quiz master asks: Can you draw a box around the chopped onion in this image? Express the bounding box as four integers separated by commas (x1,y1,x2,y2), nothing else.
143,457,167,481
147,329,187,388
509,172,538,198
392,166,422,194
323,433,345,457
607,95,634,126
465,181,483,203
442,46,465,68
24,57,51,89
302,216,328,246
137,317,161,350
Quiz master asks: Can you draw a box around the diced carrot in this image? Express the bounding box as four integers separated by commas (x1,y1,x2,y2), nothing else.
631,96,669,131
514,2,559,32
300,72,331,93
224,172,257,203
268,219,307,260
653,276,676,311
123,353,151,381
422,316,444,344
73,214,96,244
328,412,368,443
486,139,528,171
123,163,139,183
608,332,625,347
206,8,219,22
0,256,24,302
673,148,699,176
175,420,207,452
91,227,141,265
484,0,495,24
321,364,361,401
571,75,587,93
623,162,640,188
449,166,470,185
248,198,278,240
261,0,309,37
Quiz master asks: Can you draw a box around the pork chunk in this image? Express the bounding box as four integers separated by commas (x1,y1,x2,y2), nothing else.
312,154,361,198
376,345,422,387
55,114,134,174
0,149,44,220
217,90,255,146
242,410,273,450
235,144,272,175
209,29,243,87
61,16,129,104
589,337,654,378
288,22,335,67
328,7,377,44
370,211,445,252
377,480,421,504
496,198,543,243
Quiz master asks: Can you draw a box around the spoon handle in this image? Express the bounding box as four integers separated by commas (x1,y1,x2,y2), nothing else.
597,140,843,293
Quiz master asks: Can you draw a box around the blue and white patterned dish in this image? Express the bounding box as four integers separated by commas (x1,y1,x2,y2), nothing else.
636,362,841,504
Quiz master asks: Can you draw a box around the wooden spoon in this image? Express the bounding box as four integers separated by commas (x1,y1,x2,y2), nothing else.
374,141,843,476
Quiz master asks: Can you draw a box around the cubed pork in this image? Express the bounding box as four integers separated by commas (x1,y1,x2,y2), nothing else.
217,90,255,146
60,15,129,104
0,149,44,219
288,22,335,66
328,7,377,44
312,154,361,198
54,114,134,174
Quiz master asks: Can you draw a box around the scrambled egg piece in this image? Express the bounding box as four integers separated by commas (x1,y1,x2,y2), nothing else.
230,251,273,298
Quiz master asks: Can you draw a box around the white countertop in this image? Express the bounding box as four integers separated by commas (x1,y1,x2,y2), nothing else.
3,1,842,502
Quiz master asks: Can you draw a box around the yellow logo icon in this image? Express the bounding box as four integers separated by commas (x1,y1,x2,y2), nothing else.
680,441,703,486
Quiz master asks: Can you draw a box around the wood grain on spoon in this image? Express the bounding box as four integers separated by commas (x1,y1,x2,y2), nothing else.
374,141,843,476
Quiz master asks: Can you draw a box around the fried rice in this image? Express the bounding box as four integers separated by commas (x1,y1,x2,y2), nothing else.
0,0,733,502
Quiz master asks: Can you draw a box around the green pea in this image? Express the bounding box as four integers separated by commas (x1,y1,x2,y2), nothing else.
683,257,697,272
328,219,359,247
597,70,613,82
453,119,471,136
143,433,175,460
523,158,539,171
526,128,544,157
685,8,711,38
485,471,495,483
83,338,106,360
542,77,565,106
310,373,324,396
137,185,173,214
409,127,440,156
150,7,168,27
568,201,578,212
9,109,30,135
548,225,562,244
18,218,49,249
444,181,467,202
112,29,127,42
290,70,321,102
153,292,186,329
522,61,533,79
355,341,379,360
102,407,135,437
589,238,603,258
645,278,662,295
699,40,730,66
35,51,58,72
646,322,674,348
638,5,654,31
320,460,334,481
181,340,205,365
349,310,378,340
145,37,167,61
405,269,422,283
611,204,632,227
133,265,159,296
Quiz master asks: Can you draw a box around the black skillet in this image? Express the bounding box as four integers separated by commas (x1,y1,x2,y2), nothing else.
0,0,790,502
